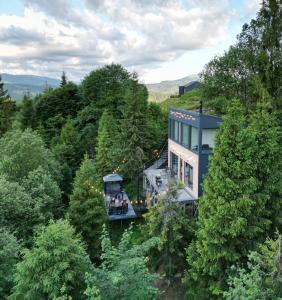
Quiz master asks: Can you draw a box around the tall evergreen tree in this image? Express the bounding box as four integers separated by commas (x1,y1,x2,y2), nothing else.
185,99,280,298
61,71,67,86
20,94,36,129
116,78,149,180
95,110,118,184
52,118,82,175
68,155,106,261
0,75,16,136
9,220,91,300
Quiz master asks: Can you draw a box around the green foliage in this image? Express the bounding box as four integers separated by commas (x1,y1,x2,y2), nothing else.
61,71,67,87
224,235,282,299
80,64,131,115
146,102,167,157
35,82,82,126
0,128,61,183
116,79,149,180
74,103,99,157
68,155,106,261
9,220,91,300
0,75,17,136
0,176,41,241
0,228,20,299
19,94,36,129
185,99,282,298
52,118,82,174
85,225,160,300
143,181,195,278
21,167,62,219
201,0,282,116
95,110,119,183
160,88,201,113
0,172,61,243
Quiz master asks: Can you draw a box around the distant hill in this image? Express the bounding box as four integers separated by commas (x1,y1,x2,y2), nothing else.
2,72,199,102
1,74,60,100
146,74,199,102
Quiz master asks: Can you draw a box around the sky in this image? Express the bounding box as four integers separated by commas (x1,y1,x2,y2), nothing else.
0,0,261,83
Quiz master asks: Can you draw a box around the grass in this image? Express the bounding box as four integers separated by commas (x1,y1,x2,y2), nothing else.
159,89,201,113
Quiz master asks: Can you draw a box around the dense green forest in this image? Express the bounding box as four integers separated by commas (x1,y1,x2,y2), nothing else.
0,1,281,299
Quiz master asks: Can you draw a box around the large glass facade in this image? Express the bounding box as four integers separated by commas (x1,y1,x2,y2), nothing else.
184,162,193,189
170,119,198,153
170,152,178,177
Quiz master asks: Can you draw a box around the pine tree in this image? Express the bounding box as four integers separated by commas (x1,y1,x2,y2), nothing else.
61,71,67,86
95,110,118,184
20,94,36,129
185,99,280,298
68,155,106,261
0,75,16,136
9,220,91,300
52,118,82,175
116,78,149,181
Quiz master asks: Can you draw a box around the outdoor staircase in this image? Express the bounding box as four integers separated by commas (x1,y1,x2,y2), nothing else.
148,141,168,170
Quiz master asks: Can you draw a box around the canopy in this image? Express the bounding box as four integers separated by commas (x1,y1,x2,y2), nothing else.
103,173,123,183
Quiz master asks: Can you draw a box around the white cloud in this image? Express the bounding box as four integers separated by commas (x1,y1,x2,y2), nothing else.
0,0,234,81
246,0,261,15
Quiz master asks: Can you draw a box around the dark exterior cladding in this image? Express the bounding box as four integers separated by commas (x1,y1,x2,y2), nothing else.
168,107,222,197
169,108,222,129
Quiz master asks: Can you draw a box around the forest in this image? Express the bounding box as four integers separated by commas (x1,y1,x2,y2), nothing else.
0,0,281,299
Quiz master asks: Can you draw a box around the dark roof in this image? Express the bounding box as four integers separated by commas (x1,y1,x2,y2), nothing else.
103,173,123,182
183,81,200,88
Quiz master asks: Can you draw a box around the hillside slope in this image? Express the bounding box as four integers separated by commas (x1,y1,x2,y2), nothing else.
1,73,60,100
146,74,199,102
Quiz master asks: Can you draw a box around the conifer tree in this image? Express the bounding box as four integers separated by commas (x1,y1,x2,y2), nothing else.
68,155,106,261
52,118,82,175
95,110,118,184
9,220,91,300
185,99,280,298
61,71,67,86
116,78,149,180
20,94,36,129
0,75,16,136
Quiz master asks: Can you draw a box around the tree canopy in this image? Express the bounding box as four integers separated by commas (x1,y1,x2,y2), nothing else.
10,220,91,300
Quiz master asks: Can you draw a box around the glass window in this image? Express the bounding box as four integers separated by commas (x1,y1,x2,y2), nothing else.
202,129,217,152
170,152,178,178
182,124,190,148
184,162,193,189
191,126,198,151
174,120,179,142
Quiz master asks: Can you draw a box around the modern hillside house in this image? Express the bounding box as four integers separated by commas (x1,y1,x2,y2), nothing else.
178,81,201,96
144,108,222,209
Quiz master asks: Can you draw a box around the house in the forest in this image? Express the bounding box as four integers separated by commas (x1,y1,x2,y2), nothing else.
178,81,201,96
143,108,222,210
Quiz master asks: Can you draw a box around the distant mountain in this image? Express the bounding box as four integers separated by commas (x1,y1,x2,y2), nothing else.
146,74,199,102
2,72,199,102
1,73,60,100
